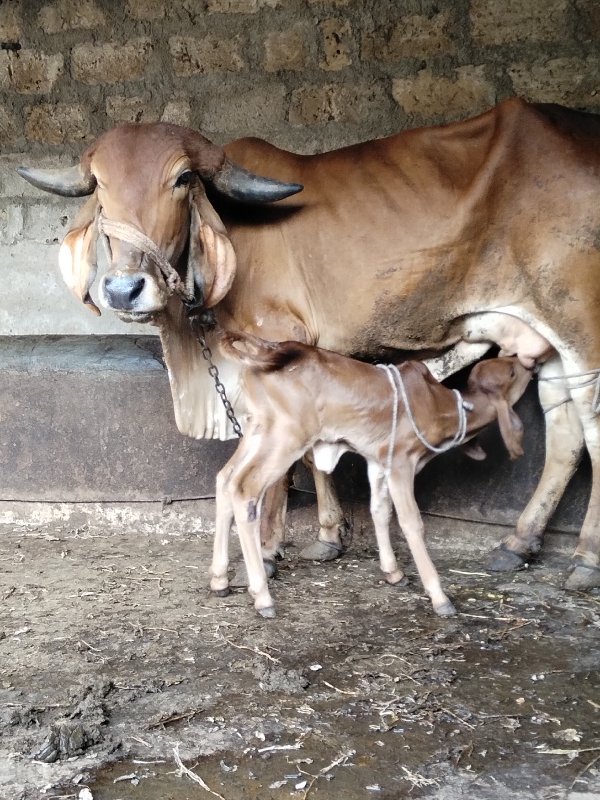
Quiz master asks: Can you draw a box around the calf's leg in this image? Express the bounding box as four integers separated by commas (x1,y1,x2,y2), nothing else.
387,469,456,616
367,461,405,584
298,450,352,561
209,461,236,596
229,438,306,616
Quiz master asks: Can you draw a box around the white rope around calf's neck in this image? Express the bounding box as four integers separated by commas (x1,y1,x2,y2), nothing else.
377,363,469,469
97,212,195,304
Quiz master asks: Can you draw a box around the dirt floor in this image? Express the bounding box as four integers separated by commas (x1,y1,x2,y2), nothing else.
0,498,599,800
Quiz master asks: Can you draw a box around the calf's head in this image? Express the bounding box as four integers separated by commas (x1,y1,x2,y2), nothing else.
467,357,532,459
18,124,302,323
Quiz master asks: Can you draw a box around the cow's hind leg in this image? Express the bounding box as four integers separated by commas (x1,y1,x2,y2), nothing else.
489,355,584,571
298,450,352,561
559,355,600,591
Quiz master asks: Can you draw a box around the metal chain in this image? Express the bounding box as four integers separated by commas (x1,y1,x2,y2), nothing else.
193,323,244,438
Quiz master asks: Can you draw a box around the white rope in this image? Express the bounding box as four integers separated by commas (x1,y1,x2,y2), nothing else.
377,363,470,457
538,367,600,414
97,212,195,304
376,364,399,478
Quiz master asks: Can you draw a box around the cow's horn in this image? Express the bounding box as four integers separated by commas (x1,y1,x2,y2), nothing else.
16,164,96,197
210,158,303,203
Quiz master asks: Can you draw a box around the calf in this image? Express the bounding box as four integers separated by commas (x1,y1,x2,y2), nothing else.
210,333,533,618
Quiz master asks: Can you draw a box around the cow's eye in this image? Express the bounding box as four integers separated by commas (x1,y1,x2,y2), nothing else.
174,170,194,188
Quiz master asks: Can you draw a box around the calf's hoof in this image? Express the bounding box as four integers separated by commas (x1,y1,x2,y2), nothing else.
212,587,230,598
564,564,600,592
299,540,343,562
230,558,278,588
384,571,408,587
434,600,458,617
258,605,276,619
488,544,527,573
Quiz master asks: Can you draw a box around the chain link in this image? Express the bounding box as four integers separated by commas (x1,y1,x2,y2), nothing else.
193,322,244,438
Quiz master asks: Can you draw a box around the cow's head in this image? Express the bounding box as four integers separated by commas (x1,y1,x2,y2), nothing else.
18,124,302,323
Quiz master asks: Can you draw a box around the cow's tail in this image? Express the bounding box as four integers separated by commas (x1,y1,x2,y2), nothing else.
219,330,306,372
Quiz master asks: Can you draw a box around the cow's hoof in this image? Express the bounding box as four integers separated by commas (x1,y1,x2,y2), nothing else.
488,544,527,572
230,559,278,588
211,587,230,598
258,606,276,619
298,540,343,561
435,600,458,617
564,565,600,592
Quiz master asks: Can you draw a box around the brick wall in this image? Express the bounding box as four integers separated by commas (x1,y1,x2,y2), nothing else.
0,0,598,334
1,0,599,156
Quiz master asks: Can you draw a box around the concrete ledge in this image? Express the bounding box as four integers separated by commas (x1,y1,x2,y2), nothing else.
0,336,588,532
0,335,236,502
0,499,579,561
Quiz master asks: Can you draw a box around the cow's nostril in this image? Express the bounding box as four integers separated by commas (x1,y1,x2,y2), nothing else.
128,276,145,302
104,274,146,310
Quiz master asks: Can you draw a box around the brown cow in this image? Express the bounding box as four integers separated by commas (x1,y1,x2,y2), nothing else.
17,98,600,590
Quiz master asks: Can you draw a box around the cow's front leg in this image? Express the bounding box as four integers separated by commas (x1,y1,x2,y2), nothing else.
489,355,584,571
298,449,352,561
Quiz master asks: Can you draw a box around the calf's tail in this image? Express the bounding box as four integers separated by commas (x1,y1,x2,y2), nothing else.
219,330,306,372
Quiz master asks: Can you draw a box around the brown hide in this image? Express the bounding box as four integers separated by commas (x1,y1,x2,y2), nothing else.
219,99,600,363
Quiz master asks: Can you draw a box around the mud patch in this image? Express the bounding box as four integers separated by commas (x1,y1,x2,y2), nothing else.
0,505,599,799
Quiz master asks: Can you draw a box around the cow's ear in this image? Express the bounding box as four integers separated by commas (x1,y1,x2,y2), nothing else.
495,399,524,460
188,190,236,309
58,197,100,315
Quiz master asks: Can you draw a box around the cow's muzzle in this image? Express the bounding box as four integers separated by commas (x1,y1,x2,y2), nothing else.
99,269,166,321
103,274,146,309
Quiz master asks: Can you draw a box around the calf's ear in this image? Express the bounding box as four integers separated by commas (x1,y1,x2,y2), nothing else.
495,399,524,460
188,189,237,309
58,197,100,315
461,441,487,461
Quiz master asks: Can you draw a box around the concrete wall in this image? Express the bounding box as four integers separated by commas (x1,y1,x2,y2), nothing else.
1,0,599,335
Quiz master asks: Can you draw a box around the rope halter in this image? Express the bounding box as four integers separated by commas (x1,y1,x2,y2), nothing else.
377,363,471,476
97,212,195,305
